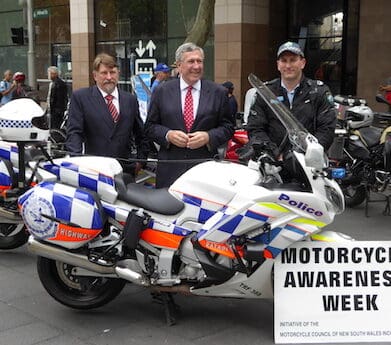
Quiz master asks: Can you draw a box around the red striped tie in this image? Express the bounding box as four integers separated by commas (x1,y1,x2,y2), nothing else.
105,94,119,123
183,86,194,132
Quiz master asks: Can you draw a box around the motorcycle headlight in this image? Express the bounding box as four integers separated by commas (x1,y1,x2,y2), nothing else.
324,185,345,214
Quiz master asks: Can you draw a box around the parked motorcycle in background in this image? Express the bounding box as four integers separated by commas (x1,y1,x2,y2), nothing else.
0,98,60,249
17,74,350,324
328,94,391,214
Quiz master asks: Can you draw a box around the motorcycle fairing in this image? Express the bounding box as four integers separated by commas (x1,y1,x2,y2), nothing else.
354,127,382,148
191,259,275,298
170,161,261,211
0,157,16,191
0,141,19,168
19,181,105,248
40,156,121,203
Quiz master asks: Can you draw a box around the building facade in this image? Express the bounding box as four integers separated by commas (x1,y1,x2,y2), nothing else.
0,0,390,111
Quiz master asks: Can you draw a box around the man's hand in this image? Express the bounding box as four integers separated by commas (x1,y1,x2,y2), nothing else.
167,130,189,148
187,131,209,149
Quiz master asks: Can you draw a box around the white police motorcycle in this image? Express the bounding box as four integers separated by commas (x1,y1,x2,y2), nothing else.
17,75,349,324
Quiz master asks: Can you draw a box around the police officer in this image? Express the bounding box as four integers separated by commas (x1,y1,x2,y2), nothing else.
247,41,336,159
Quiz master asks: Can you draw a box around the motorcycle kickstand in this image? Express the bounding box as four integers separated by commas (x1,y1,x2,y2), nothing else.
151,291,180,326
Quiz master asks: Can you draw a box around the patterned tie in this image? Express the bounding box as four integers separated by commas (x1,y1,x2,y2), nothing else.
183,86,194,132
105,94,119,123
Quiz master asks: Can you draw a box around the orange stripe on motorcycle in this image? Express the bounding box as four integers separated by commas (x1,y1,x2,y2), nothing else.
0,186,12,194
198,239,244,259
49,223,102,242
140,228,184,249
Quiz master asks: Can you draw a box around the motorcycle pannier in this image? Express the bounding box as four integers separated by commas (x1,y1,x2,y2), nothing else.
18,181,106,249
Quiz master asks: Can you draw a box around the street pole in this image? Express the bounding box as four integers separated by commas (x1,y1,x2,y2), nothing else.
26,0,36,89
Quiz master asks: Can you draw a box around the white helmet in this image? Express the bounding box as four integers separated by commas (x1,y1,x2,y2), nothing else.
346,105,374,129
0,98,49,142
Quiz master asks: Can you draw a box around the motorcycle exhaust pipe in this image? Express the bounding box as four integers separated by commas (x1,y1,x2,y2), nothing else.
28,237,115,275
0,208,23,222
115,265,150,286
27,237,151,286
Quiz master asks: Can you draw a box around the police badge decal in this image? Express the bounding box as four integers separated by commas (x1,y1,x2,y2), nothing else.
22,194,57,239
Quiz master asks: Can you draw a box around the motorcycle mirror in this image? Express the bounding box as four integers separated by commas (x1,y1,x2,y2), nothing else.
304,138,326,171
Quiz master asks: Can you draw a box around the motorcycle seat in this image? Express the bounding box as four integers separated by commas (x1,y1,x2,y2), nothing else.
356,126,382,148
374,112,391,120
114,175,184,215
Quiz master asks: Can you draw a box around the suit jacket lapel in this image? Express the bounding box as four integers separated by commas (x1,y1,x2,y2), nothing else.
193,80,209,129
171,80,186,130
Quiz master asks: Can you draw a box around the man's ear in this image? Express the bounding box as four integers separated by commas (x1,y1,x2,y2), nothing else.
300,57,307,69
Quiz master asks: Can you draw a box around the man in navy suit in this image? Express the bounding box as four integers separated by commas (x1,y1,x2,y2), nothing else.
145,42,234,188
66,53,148,176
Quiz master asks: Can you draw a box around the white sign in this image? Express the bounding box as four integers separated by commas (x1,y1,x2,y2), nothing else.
274,241,391,343
134,40,157,75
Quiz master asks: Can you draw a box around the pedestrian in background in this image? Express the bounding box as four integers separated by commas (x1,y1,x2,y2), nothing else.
0,70,16,106
11,72,32,100
222,81,238,122
379,77,391,110
150,63,171,92
47,66,68,130
170,61,179,78
145,42,234,188
66,52,149,179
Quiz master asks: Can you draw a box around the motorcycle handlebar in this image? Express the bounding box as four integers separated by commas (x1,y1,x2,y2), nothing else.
334,95,367,106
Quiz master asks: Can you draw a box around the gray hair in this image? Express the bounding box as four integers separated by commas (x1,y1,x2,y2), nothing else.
47,66,59,75
175,42,204,62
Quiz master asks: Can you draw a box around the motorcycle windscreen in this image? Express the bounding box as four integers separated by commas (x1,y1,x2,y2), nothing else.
18,181,106,249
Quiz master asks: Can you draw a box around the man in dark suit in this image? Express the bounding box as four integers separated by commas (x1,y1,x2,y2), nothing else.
47,66,68,130
66,53,148,176
145,42,234,188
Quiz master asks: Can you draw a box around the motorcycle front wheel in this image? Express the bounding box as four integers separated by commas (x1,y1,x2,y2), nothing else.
341,183,366,207
37,256,126,309
0,223,29,250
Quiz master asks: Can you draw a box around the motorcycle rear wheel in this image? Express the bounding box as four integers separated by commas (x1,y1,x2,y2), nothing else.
341,184,366,207
37,256,126,309
0,224,29,250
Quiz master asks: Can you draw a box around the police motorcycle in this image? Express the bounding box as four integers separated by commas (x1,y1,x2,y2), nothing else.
18,74,349,324
328,94,391,212
0,98,56,249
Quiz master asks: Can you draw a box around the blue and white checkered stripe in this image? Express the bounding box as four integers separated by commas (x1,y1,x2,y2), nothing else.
174,193,224,225
148,218,192,236
261,223,317,258
101,201,130,223
0,143,19,168
196,206,238,241
196,202,315,247
20,181,103,229
41,161,117,202
0,159,12,187
0,120,32,128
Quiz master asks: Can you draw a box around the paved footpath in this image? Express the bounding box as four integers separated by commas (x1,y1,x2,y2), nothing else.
1,200,391,345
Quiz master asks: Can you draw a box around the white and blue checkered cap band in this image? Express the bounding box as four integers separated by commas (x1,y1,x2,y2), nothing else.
0,120,32,128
